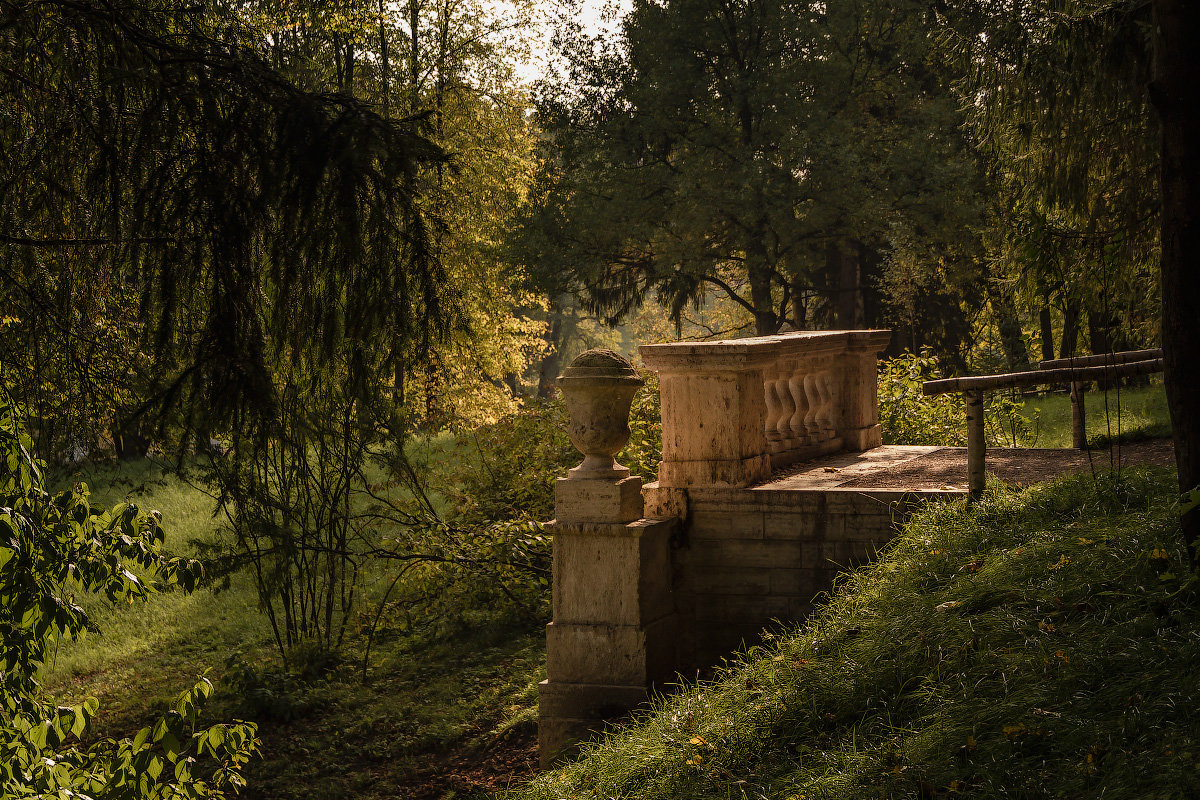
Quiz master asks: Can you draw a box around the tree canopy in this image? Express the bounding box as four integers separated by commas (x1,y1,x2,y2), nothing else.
1,0,453,450
522,0,981,336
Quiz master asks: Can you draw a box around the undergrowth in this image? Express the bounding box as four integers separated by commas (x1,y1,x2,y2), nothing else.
512,468,1199,799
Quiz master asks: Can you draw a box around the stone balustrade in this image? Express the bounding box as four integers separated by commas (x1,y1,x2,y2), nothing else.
639,330,892,487
539,331,897,767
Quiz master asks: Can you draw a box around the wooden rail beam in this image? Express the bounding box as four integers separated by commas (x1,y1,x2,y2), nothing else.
921,355,1165,501
922,358,1164,396
1039,348,1162,370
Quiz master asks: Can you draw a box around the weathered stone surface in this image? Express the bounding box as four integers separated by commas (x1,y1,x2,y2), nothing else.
552,518,675,626
537,680,650,721
688,509,765,540
554,475,644,524
656,370,772,487
641,331,890,490
642,484,689,521
693,567,771,595
545,616,679,685
762,511,821,539
768,567,825,596
687,537,805,569
558,348,644,480
843,423,883,451
658,455,773,488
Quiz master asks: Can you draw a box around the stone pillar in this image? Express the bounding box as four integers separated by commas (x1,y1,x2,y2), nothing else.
837,331,892,451
538,349,680,768
640,340,782,488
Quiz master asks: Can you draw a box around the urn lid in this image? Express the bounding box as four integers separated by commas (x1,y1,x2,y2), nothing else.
557,348,644,386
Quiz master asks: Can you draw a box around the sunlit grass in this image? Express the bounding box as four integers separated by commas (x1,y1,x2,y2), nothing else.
42,452,547,799
990,382,1170,448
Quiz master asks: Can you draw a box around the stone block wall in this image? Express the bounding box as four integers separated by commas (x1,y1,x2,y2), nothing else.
644,484,944,669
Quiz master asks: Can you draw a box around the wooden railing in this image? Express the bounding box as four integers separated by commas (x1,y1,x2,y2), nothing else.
923,348,1164,499
639,330,892,487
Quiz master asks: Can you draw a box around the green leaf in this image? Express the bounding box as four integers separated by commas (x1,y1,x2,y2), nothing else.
1181,485,1200,517
132,726,151,750
68,708,86,738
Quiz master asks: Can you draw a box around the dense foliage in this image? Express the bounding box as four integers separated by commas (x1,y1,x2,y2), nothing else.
524,0,977,337
0,387,258,797
0,0,452,452
360,374,664,631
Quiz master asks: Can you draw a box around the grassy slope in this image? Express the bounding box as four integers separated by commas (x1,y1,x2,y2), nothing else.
513,469,1200,799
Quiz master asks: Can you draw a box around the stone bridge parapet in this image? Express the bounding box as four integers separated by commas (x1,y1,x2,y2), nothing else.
640,329,891,487
538,331,952,767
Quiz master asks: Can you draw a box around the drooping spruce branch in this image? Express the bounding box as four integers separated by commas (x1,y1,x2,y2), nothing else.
0,0,460,434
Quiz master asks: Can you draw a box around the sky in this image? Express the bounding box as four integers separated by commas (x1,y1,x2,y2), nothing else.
517,0,631,84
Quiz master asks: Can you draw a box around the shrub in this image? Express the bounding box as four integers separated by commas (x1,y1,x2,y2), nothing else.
878,350,1040,447
0,385,259,798
441,372,662,525
878,349,966,445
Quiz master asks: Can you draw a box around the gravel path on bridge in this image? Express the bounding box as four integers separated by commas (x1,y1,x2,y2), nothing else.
838,438,1175,490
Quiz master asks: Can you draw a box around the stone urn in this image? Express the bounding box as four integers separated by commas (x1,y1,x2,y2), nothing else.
558,349,645,480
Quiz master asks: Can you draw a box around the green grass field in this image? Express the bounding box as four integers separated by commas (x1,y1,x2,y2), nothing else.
43,453,546,799
990,382,1170,448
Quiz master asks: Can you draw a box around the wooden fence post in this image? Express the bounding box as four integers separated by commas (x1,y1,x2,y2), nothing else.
965,390,985,500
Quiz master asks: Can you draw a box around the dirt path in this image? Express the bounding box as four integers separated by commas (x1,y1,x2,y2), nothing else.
394,724,539,799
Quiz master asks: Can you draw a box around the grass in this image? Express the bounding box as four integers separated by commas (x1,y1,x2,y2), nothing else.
511,468,1199,799
42,454,548,800
45,459,274,684
989,382,1170,449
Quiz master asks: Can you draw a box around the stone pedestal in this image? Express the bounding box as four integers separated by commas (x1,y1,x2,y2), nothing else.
538,481,680,767
538,349,680,768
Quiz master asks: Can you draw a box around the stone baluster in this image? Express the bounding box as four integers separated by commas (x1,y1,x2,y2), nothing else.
815,367,837,439
787,363,811,446
763,367,784,451
772,370,797,448
802,372,825,441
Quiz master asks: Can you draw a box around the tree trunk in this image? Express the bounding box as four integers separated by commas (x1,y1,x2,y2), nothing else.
537,296,576,399
1038,283,1055,362
1087,307,1123,389
788,273,807,330
858,242,885,329
835,245,860,329
537,312,565,399
987,280,1030,370
747,239,777,336
1060,299,1081,360
1151,0,1200,560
